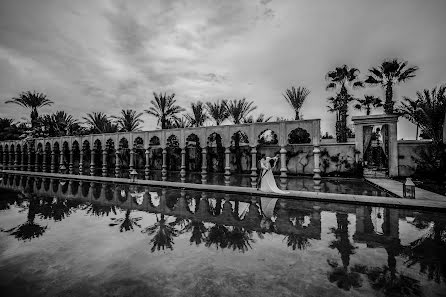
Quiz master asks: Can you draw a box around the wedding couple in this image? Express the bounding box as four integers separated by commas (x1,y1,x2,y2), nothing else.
257,154,289,194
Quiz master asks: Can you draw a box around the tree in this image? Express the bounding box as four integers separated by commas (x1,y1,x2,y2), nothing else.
145,92,185,129
109,209,142,232
39,111,83,137
326,65,363,142
111,109,144,132
283,86,310,120
142,213,179,252
224,98,257,124
185,101,208,127
205,100,228,126
243,113,272,123
0,118,23,140
5,91,53,128
83,112,118,134
365,59,418,114
166,117,191,129
354,95,383,116
397,85,446,146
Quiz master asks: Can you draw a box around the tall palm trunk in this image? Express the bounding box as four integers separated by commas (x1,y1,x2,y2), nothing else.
384,83,394,114
295,111,300,120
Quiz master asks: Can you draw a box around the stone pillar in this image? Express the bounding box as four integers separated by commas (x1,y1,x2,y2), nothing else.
250,146,257,188
9,149,14,170
224,146,231,185
313,145,321,180
161,147,167,181
50,150,55,173
201,147,207,184
180,147,186,182
14,149,19,170
79,149,84,175
102,150,107,177
42,150,47,172
388,122,398,177
69,149,74,174
90,147,95,176
59,149,65,174
35,151,40,172
115,149,120,178
2,149,7,170
280,146,287,179
28,147,33,171
354,124,364,161
144,148,150,180
129,149,135,171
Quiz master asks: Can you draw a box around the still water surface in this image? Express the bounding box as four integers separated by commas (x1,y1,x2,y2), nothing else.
0,175,444,297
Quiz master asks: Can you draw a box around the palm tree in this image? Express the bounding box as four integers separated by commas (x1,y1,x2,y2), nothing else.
224,98,257,124
205,100,228,126
145,92,185,129
283,86,310,120
227,227,255,252
283,233,311,250
205,224,230,250
166,117,191,129
111,109,144,132
39,111,82,137
365,59,418,114
397,85,446,146
354,95,383,116
5,91,53,128
83,112,118,134
185,101,208,127
0,118,22,140
326,65,363,142
243,113,273,123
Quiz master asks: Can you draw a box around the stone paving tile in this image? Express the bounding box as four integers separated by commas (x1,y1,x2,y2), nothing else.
2,170,446,211
366,177,445,201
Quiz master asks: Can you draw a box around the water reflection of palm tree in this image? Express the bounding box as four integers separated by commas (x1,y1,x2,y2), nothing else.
205,224,229,250
83,203,117,217
284,233,310,250
227,227,254,252
403,218,446,284
327,212,361,290
142,213,178,252
179,219,208,246
109,209,142,232
3,196,47,241
39,197,80,221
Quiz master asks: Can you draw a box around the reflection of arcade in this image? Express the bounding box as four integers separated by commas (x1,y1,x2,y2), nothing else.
1,174,322,239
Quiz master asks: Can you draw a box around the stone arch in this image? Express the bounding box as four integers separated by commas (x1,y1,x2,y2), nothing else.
207,132,224,173
61,141,69,170
44,142,51,172
52,142,61,173
71,141,80,174
149,136,160,146
82,140,91,175
166,135,180,171
105,139,115,177
3,144,9,167
288,128,311,144
22,143,28,169
93,139,103,176
36,142,43,171
186,133,201,172
16,143,22,168
231,131,250,173
118,138,130,178
133,137,145,177
258,129,278,145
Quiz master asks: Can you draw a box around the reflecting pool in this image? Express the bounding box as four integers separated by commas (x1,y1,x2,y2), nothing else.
0,174,444,297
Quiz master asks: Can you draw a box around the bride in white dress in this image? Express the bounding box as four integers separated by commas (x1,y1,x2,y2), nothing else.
259,155,289,194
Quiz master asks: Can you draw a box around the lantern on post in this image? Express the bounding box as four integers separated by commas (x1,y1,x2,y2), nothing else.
403,178,416,199
130,169,138,182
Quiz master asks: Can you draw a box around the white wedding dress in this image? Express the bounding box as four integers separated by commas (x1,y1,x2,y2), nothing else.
260,157,289,194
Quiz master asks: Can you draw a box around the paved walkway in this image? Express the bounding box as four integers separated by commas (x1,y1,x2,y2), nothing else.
366,178,445,201
2,170,446,211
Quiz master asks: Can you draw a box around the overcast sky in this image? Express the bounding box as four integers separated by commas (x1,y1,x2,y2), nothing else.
0,0,445,139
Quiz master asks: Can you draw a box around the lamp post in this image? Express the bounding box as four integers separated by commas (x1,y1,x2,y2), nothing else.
130,169,138,182
403,178,416,199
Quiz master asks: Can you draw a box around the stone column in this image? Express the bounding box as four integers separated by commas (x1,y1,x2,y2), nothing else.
279,146,287,179
14,149,19,170
180,147,186,182
102,149,107,177
50,149,55,173
201,147,207,184
35,151,40,172
224,146,231,185
313,145,321,180
42,150,47,172
9,149,14,170
2,149,7,170
69,149,74,174
144,148,150,180
161,147,167,181
115,149,120,178
59,149,65,174
90,148,95,176
388,122,398,177
129,149,135,171
28,147,33,171
79,149,84,175
250,146,257,188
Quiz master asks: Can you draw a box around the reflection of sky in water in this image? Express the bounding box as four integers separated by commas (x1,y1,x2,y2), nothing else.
0,184,445,296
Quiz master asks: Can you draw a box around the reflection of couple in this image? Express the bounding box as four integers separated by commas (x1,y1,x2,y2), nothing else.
257,154,289,194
